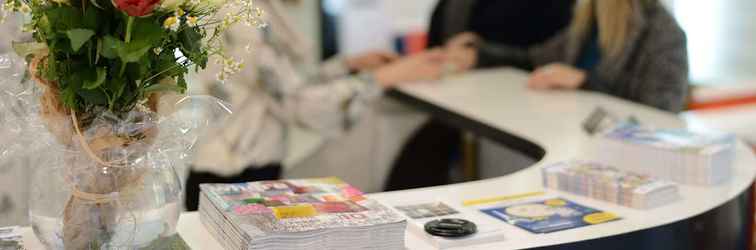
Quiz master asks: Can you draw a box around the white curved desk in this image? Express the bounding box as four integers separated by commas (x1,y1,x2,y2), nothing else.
21,69,756,249
375,69,756,249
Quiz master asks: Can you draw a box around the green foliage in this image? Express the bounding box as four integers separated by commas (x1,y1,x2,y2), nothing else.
141,234,191,250
82,67,107,89
19,1,210,116
66,28,95,52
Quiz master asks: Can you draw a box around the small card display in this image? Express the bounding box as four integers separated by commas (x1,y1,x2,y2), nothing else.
480,198,620,234
395,202,459,219
589,122,736,185
543,160,680,209
392,201,506,249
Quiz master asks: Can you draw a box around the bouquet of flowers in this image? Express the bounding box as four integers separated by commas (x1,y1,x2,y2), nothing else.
0,0,264,248
3,0,264,114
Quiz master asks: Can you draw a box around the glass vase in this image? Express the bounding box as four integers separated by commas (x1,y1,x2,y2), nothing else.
28,148,183,250
27,108,184,250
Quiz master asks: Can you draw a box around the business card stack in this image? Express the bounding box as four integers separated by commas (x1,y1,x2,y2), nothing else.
588,123,736,185
199,178,406,250
543,161,680,209
391,202,506,249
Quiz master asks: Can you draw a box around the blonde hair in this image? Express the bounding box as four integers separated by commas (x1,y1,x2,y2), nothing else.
569,0,653,59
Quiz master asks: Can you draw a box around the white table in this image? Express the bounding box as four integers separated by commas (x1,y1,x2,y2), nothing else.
21,69,756,249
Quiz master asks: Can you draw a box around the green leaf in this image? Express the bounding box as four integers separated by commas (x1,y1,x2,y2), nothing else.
82,6,101,30
177,74,187,94
116,19,166,63
44,54,58,80
101,36,124,59
178,28,207,68
83,67,107,89
66,28,95,52
61,87,78,109
138,54,152,76
45,6,83,31
144,82,183,94
77,88,109,105
103,76,126,97
132,19,166,46
153,50,184,79
118,43,152,63
37,15,53,37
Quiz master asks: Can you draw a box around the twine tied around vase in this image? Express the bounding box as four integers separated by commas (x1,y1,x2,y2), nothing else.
68,183,142,248
70,109,130,168
70,189,123,205
69,110,141,205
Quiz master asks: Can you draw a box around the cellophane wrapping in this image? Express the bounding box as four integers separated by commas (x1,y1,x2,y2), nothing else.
0,53,231,249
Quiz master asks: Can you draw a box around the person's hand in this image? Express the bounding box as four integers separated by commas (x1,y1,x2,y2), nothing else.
444,32,480,72
345,50,400,72
527,63,587,90
373,49,446,88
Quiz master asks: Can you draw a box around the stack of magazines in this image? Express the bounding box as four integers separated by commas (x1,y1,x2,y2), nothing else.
199,178,406,250
0,227,23,250
588,123,736,185
543,161,680,209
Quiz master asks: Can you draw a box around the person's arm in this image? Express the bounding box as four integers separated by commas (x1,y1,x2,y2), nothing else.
317,51,400,81
475,30,570,70
318,56,352,81
282,75,383,138
475,41,532,69
629,12,689,113
280,51,444,137
580,71,613,94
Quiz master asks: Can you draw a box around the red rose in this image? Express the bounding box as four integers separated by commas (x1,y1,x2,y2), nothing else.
113,0,161,17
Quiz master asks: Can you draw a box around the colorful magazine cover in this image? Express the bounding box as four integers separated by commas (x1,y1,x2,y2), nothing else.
480,198,620,234
200,177,405,237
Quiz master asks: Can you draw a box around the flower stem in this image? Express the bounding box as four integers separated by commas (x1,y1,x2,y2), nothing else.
125,16,135,43
120,62,127,76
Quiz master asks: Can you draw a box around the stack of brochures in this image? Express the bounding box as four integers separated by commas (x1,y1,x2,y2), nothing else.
391,201,506,249
589,122,736,185
199,178,406,250
543,161,680,209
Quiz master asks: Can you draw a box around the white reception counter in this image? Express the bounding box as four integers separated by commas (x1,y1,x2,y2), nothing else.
22,69,756,249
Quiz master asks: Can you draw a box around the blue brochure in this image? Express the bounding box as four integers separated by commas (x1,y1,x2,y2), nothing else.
480,198,620,234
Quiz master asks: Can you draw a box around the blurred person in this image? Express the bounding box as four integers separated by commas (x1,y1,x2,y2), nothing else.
446,0,689,111
431,0,576,70
386,0,575,191
185,0,445,210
